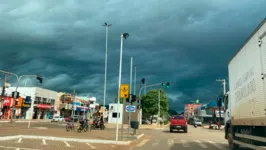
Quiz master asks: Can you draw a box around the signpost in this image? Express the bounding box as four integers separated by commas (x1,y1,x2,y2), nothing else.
120,84,129,99
126,105,136,112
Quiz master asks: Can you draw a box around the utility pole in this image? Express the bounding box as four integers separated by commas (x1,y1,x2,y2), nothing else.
216,79,226,95
128,57,133,135
216,79,226,128
134,65,136,95
102,22,112,108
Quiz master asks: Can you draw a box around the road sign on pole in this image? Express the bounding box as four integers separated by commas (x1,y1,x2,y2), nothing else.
126,105,136,112
120,84,129,98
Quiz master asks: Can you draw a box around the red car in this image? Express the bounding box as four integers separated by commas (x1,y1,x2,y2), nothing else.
170,115,188,133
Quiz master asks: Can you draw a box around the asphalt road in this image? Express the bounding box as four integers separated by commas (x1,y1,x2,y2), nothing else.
131,125,252,150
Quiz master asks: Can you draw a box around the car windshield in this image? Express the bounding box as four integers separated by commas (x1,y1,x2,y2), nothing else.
172,116,184,119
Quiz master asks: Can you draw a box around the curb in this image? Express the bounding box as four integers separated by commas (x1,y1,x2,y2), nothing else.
0,120,51,123
0,133,145,145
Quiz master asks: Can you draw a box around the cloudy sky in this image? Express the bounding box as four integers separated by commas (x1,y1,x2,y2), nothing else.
0,0,265,111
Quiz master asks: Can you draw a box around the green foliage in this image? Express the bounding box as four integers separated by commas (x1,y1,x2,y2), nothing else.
114,97,123,104
141,89,169,117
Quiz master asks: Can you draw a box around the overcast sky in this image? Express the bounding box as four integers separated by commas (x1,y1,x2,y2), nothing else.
0,0,265,111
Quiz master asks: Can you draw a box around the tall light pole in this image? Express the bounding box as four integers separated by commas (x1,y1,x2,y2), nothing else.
128,57,133,134
134,65,136,95
115,33,129,141
102,22,112,107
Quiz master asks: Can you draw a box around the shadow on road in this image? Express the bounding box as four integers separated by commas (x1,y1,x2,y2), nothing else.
162,130,186,134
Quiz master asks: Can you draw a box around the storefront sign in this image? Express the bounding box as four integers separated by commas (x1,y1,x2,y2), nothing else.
36,104,51,109
3,97,12,107
76,106,88,112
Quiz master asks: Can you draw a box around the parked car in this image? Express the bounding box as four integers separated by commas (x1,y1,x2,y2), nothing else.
51,116,64,122
169,115,187,133
193,119,202,126
142,118,151,125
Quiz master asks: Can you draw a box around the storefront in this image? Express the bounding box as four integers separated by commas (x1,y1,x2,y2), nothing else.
21,96,31,119
1,96,12,119
33,104,52,119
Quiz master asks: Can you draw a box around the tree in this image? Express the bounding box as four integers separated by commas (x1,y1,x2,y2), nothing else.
113,97,123,104
141,89,169,120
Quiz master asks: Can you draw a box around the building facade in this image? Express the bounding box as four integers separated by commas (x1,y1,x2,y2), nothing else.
0,87,57,119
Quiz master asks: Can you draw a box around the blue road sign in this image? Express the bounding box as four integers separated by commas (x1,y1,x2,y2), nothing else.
126,105,136,112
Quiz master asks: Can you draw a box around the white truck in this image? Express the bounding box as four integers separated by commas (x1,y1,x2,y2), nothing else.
224,18,266,150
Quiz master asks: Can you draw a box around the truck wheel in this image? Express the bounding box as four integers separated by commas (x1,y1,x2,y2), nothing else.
228,127,239,150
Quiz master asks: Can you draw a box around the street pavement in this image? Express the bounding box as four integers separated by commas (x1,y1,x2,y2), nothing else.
131,125,252,150
0,138,127,150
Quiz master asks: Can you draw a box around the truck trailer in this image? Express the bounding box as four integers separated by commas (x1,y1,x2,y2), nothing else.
224,18,266,150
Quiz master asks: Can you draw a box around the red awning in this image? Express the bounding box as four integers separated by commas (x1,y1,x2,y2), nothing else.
36,104,51,109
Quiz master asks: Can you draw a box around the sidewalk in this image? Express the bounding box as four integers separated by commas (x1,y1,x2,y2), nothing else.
0,119,51,123
105,123,168,129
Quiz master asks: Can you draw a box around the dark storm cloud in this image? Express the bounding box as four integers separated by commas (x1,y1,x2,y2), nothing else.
0,0,265,109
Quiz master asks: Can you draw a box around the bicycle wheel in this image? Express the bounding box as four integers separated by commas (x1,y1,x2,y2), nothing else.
84,125,88,132
77,127,82,133
100,124,105,130
91,124,96,130
66,125,70,132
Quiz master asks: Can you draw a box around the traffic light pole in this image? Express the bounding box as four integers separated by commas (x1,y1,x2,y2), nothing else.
0,70,40,120
138,83,162,124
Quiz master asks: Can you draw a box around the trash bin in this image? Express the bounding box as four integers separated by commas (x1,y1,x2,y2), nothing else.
130,121,139,129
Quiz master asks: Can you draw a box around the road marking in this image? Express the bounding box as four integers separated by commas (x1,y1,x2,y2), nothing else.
194,140,207,148
16,138,22,143
152,140,160,147
0,145,39,150
181,140,190,147
63,141,72,147
167,138,174,146
86,143,96,149
206,140,223,149
110,145,116,148
136,139,149,147
42,139,47,145
16,148,19,150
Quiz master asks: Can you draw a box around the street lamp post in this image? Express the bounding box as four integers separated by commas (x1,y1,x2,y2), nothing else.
0,70,42,120
115,33,129,141
102,22,112,107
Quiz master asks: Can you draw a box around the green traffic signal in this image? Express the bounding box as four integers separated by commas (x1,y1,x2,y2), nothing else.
162,82,170,88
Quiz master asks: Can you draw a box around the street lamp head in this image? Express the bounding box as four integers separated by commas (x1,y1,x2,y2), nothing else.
122,33,129,39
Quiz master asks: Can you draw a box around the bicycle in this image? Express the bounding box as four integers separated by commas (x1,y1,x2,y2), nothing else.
77,119,89,133
66,121,75,132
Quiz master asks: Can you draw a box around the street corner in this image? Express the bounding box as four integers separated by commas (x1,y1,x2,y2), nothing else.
0,137,131,150
128,134,149,150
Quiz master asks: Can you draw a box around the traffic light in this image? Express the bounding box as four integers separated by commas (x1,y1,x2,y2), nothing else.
126,94,137,104
131,95,137,103
36,75,43,84
162,82,170,88
141,78,145,84
217,97,222,107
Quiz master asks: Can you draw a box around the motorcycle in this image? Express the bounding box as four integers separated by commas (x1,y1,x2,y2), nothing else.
77,119,89,133
91,119,105,130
